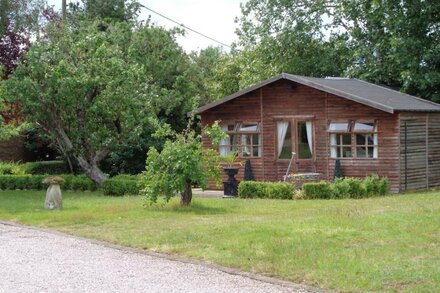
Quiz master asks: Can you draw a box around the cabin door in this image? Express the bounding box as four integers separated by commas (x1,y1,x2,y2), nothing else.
276,119,315,179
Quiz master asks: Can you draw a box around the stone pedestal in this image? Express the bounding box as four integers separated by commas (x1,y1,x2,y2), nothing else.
45,184,63,210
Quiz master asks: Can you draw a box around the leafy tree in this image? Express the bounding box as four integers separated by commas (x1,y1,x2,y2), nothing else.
235,0,350,82
190,46,241,104
3,19,166,184
140,122,223,206
0,0,45,36
68,0,141,22
235,0,440,101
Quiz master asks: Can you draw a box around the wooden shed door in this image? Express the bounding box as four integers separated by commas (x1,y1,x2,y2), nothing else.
276,119,315,179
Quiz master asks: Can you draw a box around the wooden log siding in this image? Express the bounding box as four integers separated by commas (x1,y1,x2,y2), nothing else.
399,112,440,191
201,80,401,192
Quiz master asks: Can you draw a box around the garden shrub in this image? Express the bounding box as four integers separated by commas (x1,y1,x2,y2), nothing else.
238,181,293,199
102,178,140,196
376,177,390,195
22,161,71,175
0,174,96,191
302,181,334,199
238,181,264,198
342,177,366,198
0,162,26,175
302,176,390,199
111,174,139,181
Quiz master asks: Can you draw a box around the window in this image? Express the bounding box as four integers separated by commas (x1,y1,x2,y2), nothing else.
219,123,261,157
330,133,352,158
277,120,314,160
297,121,313,159
277,121,292,159
329,121,377,159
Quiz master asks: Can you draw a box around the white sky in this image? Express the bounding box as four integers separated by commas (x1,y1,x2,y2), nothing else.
46,0,245,52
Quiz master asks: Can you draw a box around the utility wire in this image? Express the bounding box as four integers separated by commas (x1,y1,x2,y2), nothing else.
141,5,232,49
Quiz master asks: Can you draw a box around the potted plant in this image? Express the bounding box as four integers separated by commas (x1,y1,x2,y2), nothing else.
222,151,241,197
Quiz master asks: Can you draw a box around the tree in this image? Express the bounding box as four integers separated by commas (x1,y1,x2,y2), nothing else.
140,122,223,206
190,46,241,104
3,19,168,185
235,0,440,101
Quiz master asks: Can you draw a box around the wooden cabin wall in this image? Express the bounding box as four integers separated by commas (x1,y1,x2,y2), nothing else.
201,80,401,191
400,112,440,190
201,90,263,188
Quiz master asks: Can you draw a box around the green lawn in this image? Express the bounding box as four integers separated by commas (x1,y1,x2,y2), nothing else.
0,190,439,292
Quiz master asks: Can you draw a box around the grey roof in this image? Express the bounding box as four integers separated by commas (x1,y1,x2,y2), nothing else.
190,73,440,115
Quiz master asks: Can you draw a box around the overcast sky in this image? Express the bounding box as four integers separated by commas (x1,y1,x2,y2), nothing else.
46,0,244,52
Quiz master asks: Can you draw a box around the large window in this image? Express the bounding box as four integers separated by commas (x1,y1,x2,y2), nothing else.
277,120,313,160
219,123,261,157
329,121,378,159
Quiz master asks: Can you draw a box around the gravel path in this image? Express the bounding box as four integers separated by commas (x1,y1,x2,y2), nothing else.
0,222,321,293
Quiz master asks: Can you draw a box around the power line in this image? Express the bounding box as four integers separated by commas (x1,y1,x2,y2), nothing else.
140,5,232,49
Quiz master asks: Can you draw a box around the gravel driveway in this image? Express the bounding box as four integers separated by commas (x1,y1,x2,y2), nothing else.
0,222,321,293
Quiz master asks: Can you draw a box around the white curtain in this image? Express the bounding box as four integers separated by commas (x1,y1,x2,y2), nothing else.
330,134,337,158
219,125,230,156
306,121,313,154
277,121,289,157
373,133,378,158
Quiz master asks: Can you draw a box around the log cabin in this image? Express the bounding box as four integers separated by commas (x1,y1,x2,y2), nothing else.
191,73,440,192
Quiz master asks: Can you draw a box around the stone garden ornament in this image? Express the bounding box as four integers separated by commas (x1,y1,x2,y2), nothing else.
42,176,65,210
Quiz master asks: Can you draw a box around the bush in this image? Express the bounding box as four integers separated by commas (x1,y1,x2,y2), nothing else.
0,162,26,175
62,175,97,191
22,161,71,175
111,174,139,181
302,181,334,199
302,176,390,200
102,179,140,196
238,181,294,199
0,174,96,191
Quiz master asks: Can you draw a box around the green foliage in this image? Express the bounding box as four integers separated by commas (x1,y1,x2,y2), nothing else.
74,0,141,22
102,178,139,196
22,161,71,175
190,46,241,104
203,120,227,148
111,174,138,181
235,0,440,102
302,176,390,199
302,181,334,200
0,174,96,191
0,162,25,175
140,125,222,205
238,181,294,199
222,151,240,167
244,159,254,181
2,10,199,183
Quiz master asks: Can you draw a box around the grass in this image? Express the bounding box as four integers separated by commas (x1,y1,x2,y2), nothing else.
0,190,439,292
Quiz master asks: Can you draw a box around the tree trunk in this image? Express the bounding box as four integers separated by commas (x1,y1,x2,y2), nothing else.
76,156,108,186
180,180,192,206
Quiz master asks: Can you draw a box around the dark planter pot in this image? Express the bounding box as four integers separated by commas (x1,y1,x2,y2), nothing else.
223,167,239,197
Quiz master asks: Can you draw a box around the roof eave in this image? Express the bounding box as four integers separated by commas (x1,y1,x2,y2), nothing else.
187,74,286,117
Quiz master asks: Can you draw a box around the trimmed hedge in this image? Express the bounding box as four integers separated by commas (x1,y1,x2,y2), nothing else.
238,181,294,199
0,175,96,191
301,181,333,200
102,179,140,196
22,161,71,175
302,175,390,199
